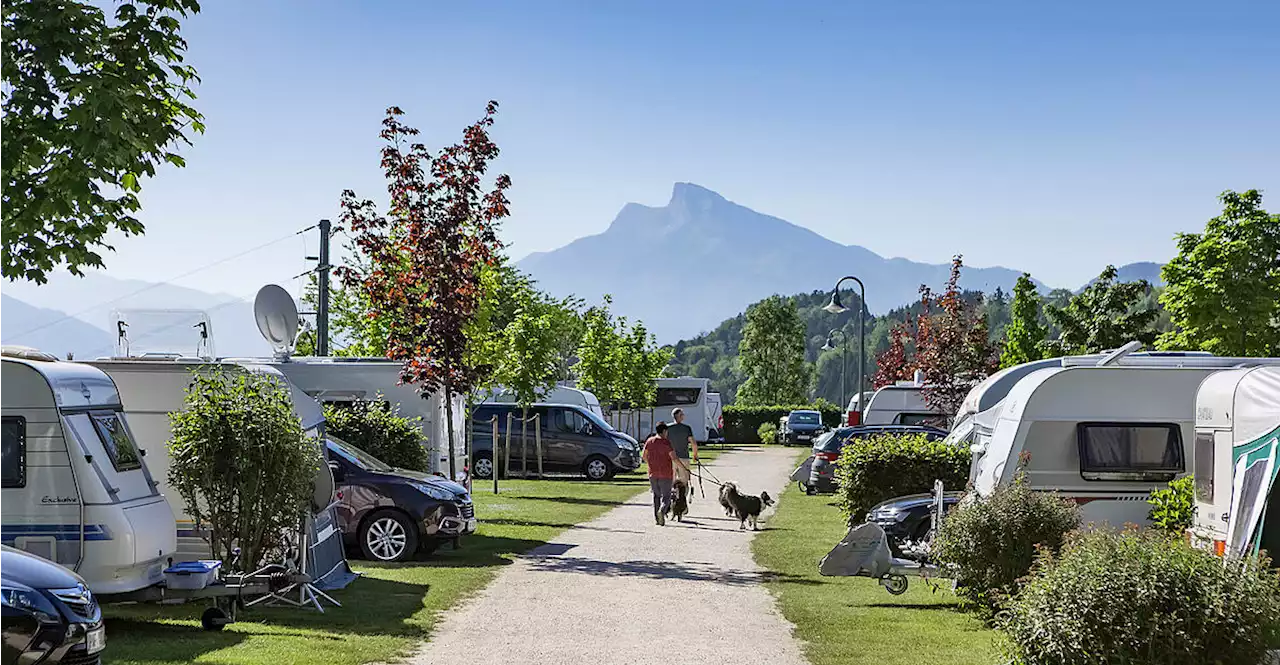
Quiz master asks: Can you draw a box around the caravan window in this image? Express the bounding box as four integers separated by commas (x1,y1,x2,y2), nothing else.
2,416,25,488
1076,423,1183,482
90,412,142,472
1194,431,1214,502
655,387,700,407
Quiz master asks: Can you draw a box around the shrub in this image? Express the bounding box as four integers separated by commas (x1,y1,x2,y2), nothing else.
756,422,778,445
1003,529,1280,665
835,432,970,519
723,403,843,442
1147,474,1196,534
323,400,429,472
932,471,1080,620
168,371,320,572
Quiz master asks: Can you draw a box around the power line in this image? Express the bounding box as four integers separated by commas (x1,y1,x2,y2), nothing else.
13,224,318,338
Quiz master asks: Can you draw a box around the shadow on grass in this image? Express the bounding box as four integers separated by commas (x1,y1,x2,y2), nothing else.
361,533,550,569
234,575,434,635
103,616,250,663
519,495,632,507
483,517,644,534
523,556,823,587
863,601,968,613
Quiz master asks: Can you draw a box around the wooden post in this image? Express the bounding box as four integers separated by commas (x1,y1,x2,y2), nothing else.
504,412,515,478
491,416,499,494
534,414,544,478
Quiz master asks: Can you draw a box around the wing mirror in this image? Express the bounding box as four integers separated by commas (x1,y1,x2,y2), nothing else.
327,460,345,482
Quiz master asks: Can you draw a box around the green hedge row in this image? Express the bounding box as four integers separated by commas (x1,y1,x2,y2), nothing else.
835,432,971,519
722,404,844,443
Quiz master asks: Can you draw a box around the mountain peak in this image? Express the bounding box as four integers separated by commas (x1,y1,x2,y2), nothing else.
669,182,725,206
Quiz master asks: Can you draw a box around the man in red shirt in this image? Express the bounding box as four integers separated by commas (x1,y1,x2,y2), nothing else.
642,422,685,526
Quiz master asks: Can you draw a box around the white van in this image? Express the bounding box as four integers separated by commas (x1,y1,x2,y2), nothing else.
860,383,945,427
484,385,603,418
1192,365,1280,558
2,348,176,595
607,377,713,443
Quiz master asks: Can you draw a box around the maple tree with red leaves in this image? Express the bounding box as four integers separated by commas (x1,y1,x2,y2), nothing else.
339,102,511,480
871,321,916,389
914,256,999,418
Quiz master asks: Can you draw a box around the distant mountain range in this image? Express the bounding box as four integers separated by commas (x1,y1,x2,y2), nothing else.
519,182,1162,342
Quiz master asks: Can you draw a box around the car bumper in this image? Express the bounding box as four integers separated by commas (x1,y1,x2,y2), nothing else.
808,459,839,492
614,449,642,471
422,501,478,538
783,432,819,445
2,614,104,665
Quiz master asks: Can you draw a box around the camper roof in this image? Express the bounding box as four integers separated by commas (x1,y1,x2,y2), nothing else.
1196,365,1280,441
3,355,123,409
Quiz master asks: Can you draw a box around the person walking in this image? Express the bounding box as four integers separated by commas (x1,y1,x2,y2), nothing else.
642,422,685,526
667,408,699,488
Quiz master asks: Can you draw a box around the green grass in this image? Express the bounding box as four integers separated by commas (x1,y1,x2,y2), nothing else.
103,476,644,665
753,467,1000,665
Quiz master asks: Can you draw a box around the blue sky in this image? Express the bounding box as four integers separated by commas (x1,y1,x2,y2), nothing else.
92,0,1279,299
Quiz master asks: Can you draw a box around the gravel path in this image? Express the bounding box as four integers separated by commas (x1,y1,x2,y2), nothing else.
408,446,809,665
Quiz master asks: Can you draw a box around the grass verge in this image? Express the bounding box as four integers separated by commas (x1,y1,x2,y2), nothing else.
103,477,642,665
753,472,999,665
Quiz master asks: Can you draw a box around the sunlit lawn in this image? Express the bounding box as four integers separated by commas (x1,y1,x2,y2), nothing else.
753,454,1000,665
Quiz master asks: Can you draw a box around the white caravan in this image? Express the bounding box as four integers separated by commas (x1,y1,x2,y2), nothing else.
706,392,724,439
1192,365,1280,559
87,357,329,561
606,377,713,443
969,347,1280,527
860,380,946,427
1,348,177,595
483,385,604,418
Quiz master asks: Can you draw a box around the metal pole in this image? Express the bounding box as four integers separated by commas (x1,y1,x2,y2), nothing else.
857,280,866,419
534,414,543,479
840,331,847,418
491,416,499,494
317,219,331,357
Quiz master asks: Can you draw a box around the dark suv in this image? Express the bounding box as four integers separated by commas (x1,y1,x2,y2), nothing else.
470,403,640,480
325,437,476,563
2,545,105,665
795,424,949,493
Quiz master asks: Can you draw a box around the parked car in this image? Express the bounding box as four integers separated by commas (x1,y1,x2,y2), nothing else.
779,410,825,445
325,437,476,562
865,492,963,557
794,424,949,493
2,545,105,665
470,403,640,480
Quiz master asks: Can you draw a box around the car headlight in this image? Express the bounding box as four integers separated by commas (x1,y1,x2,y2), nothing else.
1,585,60,623
411,482,458,501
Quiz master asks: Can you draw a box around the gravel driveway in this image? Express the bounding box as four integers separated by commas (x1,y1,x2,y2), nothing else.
408,446,809,665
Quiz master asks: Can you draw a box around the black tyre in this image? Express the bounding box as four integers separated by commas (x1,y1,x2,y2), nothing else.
359,509,419,562
473,452,495,479
583,455,614,481
201,607,230,631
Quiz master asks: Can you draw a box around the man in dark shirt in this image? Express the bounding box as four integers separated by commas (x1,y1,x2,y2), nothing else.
642,422,684,525
667,408,698,487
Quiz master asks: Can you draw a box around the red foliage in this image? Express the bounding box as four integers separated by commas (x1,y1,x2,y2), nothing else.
338,103,511,400
872,321,916,389
914,256,999,416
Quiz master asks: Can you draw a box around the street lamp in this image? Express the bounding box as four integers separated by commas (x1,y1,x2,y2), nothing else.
823,275,866,423
821,329,849,413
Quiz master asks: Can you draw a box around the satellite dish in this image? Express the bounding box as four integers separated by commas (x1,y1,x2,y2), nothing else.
312,462,336,515
254,284,300,357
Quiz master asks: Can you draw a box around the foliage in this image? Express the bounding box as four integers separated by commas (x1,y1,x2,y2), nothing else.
834,432,970,519
1147,475,1196,534
1159,189,1280,357
576,295,624,406
932,469,1081,621
738,295,812,405
492,296,564,411
1002,528,1280,665
297,235,393,357
166,371,319,572
322,400,428,472
1043,265,1158,355
1000,273,1048,369
616,320,672,409
339,103,511,479
757,422,779,445
722,403,844,443
872,321,915,388
915,257,1000,417
2,0,204,283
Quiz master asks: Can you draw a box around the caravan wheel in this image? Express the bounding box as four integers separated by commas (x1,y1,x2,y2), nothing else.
201,607,231,631
881,575,909,595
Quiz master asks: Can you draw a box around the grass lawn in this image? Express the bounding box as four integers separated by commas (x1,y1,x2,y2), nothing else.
753,463,1000,665
103,476,644,665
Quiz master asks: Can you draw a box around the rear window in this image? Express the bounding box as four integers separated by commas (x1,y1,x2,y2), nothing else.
1194,431,1214,503
897,413,944,427
2,417,25,488
91,412,142,472
656,387,701,407
1076,423,1183,482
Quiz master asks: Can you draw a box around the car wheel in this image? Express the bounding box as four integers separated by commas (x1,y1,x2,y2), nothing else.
583,455,613,481
359,510,419,562
473,452,495,480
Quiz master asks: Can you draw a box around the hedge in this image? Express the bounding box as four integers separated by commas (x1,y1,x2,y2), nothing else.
323,401,430,472
723,403,843,443
834,432,970,519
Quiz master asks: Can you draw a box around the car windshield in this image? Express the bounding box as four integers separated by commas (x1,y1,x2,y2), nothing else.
328,436,394,472
580,408,617,433
789,412,821,425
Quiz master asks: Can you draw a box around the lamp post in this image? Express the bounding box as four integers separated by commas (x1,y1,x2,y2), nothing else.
821,329,849,413
823,276,866,422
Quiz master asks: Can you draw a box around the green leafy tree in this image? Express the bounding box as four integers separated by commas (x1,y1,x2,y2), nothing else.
738,295,810,405
576,295,624,408
323,400,428,472
167,371,319,572
1000,273,1049,368
3,0,204,283
1043,265,1158,355
915,257,1000,416
297,238,394,357
618,320,673,411
1159,189,1280,356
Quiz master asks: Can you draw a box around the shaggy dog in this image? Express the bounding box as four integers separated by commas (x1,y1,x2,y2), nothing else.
668,480,690,522
722,483,775,530
719,482,737,516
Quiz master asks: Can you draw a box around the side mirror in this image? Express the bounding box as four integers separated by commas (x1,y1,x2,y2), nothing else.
327,460,344,482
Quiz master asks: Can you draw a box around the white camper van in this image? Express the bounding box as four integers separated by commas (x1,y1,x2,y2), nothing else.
1192,365,1280,559
860,379,946,427
484,385,604,418
1,348,177,595
607,377,713,443
970,348,1280,527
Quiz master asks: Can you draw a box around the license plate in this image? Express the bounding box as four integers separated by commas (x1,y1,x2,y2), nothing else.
466,518,478,531
85,626,106,654
798,435,810,440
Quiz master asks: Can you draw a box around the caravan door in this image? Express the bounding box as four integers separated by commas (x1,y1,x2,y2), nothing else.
1226,428,1279,557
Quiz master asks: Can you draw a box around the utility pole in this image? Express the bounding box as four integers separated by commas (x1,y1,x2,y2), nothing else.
317,219,331,356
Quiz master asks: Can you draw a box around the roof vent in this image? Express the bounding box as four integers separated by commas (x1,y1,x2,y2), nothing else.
1,345,59,362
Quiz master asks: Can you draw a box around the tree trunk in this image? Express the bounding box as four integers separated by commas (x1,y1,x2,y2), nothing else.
444,382,457,481
520,406,528,478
